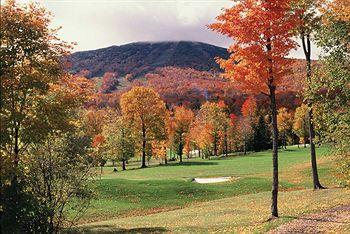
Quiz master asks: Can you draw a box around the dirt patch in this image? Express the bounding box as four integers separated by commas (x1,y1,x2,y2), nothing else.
271,205,350,233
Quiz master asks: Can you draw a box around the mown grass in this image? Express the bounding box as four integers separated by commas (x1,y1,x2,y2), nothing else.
76,146,342,229
75,188,350,233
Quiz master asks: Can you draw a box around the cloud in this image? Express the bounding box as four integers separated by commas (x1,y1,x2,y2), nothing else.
16,0,320,58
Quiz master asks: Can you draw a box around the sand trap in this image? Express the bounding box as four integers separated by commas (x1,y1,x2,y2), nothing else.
193,177,232,184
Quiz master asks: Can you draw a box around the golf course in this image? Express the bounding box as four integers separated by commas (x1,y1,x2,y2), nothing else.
73,146,350,233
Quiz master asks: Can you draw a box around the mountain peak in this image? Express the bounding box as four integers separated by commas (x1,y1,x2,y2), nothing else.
69,41,229,78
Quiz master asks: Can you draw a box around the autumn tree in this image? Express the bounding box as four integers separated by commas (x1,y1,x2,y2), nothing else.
241,97,257,154
294,0,325,189
0,0,70,179
191,120,214,159
277,108,294,149
172,106,194,163
120,86,167,168
210,0,299,218
83,108,110,137
197,102,229,157
226,113,239,153
100,72,119,94
152,140,168,164
103,116,136,170
293,104,309,147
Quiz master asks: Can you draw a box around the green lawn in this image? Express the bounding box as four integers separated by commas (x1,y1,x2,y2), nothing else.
76,188,350,233
77,146,339,225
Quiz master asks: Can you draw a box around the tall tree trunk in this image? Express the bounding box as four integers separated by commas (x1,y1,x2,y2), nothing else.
122,159,126,170
179,135,183,163
224,132,228,157
308,110,325,189
141,123,147,168
267,36,278,219
270,86,279,218
302,34,324,189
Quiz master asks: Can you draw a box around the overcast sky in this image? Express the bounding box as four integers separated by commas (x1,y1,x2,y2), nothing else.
17,0,320,58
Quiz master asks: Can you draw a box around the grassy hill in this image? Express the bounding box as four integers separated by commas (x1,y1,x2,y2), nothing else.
70,146,350,232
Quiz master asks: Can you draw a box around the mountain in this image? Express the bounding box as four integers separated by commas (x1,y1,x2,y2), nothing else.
70,41,306,112
68,41,229,78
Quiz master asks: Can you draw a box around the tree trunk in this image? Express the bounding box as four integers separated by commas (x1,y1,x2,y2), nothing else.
270,86,279,219
302,34,324,190
308,109,325,189
213,136,218,156
141,123,147,168
243,135,247,155
122,159,126,170
179,134,183,163
224,133,228,157
164,148,168,164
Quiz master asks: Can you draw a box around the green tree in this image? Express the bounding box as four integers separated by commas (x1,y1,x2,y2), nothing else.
294,0,325,189
310,0,350,186
27,133,94,233
250,115,272,152
103,116,136,170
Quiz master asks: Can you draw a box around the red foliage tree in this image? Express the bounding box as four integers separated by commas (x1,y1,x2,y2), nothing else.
210,0,299,218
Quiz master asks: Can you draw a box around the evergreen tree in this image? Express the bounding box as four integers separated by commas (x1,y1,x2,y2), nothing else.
250,115,272,151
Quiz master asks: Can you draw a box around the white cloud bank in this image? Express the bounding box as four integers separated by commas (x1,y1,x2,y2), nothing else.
15,0,320,58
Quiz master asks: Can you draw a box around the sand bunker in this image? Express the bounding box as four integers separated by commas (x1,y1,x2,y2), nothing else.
193,177,232,184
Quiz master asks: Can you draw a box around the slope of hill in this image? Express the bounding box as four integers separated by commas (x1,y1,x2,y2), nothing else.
70,41,307,112
69,41,229,78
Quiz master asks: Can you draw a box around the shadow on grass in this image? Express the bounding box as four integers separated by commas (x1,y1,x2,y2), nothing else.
66,225,168,233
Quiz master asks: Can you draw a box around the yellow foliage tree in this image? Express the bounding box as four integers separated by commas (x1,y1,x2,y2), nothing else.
172,106,194,163
277,107,294,149
293,104,309,147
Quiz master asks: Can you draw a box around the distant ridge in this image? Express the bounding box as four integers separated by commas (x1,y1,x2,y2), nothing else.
68,41,229,78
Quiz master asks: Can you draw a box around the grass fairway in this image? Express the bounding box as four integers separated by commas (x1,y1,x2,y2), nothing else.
74,146,350,232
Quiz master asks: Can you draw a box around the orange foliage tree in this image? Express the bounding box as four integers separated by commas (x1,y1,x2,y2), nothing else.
120,86,167,168
210,0,299,218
